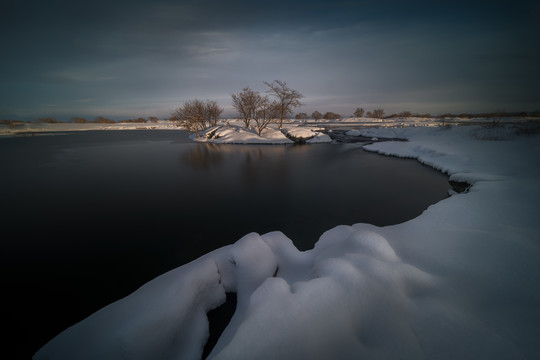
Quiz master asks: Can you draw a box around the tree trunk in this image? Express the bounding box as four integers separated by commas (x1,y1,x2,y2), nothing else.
279,108,286,129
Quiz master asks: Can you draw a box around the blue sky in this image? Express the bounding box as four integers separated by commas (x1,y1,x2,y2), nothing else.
1,0,539,121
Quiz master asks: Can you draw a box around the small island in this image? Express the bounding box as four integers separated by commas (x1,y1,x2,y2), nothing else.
194,122,331,144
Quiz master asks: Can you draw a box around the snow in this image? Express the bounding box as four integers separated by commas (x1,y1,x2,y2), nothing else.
284,127,316,138
0,120,180,135
196,124,332,144
34,123,540,359
196,124,293,144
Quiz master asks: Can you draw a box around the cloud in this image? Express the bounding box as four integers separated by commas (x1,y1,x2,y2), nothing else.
1,0,539,120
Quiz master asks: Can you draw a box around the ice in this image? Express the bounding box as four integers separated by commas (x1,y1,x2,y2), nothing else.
34,123,540,359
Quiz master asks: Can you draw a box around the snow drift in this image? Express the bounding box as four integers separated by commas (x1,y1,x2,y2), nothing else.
194,124,331,144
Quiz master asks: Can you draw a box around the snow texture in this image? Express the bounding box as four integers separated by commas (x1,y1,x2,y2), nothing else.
34,124,540,359
195,123,332,144
196,124,293,144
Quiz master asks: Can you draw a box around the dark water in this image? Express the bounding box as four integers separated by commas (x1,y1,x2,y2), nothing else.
0,130,450,358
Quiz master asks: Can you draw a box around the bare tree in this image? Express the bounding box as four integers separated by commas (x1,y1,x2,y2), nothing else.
398,111,411,118
93,116,115,123
170,99,206,137
323,112,341,120
264,80,304,129
37,117,57,123
372,108,385,118
254,97,279,136
311,111,322,120
231,87,260,128
295,112,308,120
353,107,365,118
121,118,147,123
170,99,223,137
205,100,223,127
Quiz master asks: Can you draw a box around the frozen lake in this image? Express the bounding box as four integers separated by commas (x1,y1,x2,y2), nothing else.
0,130,450,357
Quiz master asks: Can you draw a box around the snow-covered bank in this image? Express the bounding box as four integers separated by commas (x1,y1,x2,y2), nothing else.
0,120,180,135
194,123,331,144
34,124,540,360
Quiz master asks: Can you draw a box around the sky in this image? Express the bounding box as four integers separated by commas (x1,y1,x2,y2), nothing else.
1,0,539,121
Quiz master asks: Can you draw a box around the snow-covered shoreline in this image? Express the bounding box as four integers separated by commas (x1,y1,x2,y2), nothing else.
4,116,537,142
0,120,181,136
34,123,540,359
193,123,332,144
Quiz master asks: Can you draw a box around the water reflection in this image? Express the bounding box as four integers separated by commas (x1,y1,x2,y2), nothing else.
183,143,305,189
183,143,224,170
183,143,294,169
242,148,265,185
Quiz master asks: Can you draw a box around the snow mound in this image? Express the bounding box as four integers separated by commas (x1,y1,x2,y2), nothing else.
35,228,435,360
307,132,332,143
197,125,293,144
283,127,331,143
194,124,332,144
213,229,434,360
284,127,315,139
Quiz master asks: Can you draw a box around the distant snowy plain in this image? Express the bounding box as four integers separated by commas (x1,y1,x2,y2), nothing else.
33,120,540,359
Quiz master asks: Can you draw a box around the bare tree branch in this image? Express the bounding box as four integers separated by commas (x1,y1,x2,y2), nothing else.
231,87,260,128
264,80,304,129
254,97,279,136
353,107,365,118
205,100,223,127
170,99,223,137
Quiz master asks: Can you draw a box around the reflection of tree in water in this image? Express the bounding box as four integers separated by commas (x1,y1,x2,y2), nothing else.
183,143,223,170
241,146,297,189
183,144,311,190
242,148,265,184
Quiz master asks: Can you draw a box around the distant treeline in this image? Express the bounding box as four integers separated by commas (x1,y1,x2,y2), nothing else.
3,110,540,128
383,110,540,119
68,116,161,123
431,111,540,119
71,116,160,124
1,116,160,125
295,109,540,121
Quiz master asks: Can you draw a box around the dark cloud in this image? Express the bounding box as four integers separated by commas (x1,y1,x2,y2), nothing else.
1,0,539,120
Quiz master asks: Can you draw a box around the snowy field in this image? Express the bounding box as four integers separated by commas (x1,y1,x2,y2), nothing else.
33,121,540,359
0,120,180,135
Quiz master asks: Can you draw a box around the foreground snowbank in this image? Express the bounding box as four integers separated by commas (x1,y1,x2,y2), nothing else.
34,124,540,359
